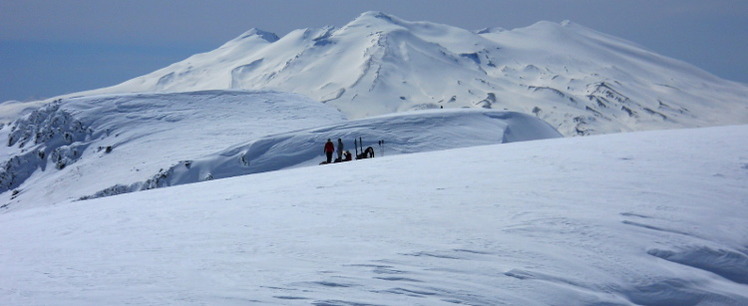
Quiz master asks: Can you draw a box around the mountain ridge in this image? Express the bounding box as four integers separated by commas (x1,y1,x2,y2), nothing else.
0,90,346,209
0,90,561,210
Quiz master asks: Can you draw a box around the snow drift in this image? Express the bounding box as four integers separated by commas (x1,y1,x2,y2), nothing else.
0,90,346,210
82,109,561,199
0,91,560,209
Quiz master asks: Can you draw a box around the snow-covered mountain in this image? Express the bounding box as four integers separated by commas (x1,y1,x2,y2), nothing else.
2,11,748,304
0,90,559,210
77,11,748,136
2,124,747,305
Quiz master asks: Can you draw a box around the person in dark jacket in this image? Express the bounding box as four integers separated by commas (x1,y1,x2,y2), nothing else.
324,139,335,164
336,138,344,162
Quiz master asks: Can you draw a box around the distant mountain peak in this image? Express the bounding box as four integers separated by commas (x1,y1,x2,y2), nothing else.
343,11,417,32
234,28,279,43
75,12,748,137
476,27,506,34
356,11,399,23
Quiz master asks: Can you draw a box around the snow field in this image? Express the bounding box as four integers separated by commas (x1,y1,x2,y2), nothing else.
1,124,747,305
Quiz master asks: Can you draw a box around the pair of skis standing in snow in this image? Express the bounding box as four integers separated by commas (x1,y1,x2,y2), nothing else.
322,137,382,165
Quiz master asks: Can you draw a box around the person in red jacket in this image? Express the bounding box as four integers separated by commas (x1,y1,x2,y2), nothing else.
324,138,335,164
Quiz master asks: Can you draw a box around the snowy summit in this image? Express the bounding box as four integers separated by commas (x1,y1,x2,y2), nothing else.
78,11,748,136
0,11,747,306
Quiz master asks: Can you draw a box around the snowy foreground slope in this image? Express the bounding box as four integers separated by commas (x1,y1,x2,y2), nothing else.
2,125,747,305
0,90,559,210
76,11,748,136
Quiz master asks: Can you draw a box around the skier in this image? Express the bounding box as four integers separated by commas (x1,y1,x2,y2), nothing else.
323,139,335,164
336,138,344,162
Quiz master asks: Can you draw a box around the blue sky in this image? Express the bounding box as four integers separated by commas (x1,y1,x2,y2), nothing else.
1,0,746,102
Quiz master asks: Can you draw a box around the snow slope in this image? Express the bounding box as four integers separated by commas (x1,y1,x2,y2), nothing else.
82,108,561,200
0,91,560,210
1,125,746,305
0,91,346,210
75,11,748,136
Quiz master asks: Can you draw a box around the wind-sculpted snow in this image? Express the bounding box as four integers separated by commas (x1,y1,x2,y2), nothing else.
0,90,562,209
74,11,748,136
1,125,747,305
647,247,748,285
82,109,561,199
0,100,91,196
0,90,346,210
